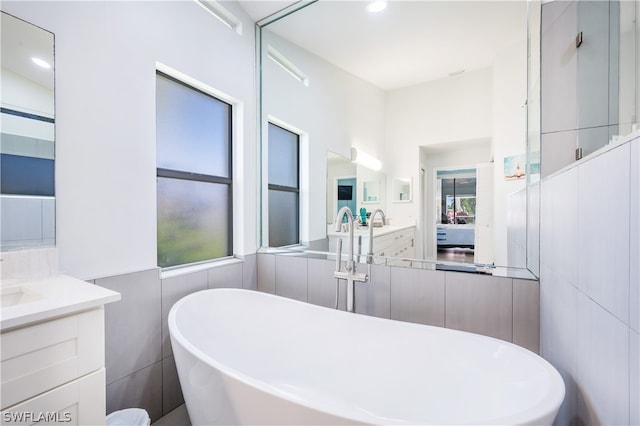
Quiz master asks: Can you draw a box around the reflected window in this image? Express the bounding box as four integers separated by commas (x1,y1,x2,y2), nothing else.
156,71,232,268
440,178,476,225
268,123,299,247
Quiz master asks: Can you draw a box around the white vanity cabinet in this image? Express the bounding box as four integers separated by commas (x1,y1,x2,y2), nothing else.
370,227,415,266
328,225,416,266
0,275,120,426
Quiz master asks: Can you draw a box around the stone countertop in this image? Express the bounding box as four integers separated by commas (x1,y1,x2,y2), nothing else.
326,224,415,238
1,274,121,331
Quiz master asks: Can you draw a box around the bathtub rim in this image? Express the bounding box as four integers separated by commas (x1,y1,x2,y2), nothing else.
168,288,565,425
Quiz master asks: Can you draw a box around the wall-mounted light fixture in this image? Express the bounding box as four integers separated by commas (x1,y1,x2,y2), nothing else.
194,0,242,35
267,45,309,86
351,147,381,171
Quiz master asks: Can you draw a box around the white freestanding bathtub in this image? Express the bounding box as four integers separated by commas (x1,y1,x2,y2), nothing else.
168,288,564,425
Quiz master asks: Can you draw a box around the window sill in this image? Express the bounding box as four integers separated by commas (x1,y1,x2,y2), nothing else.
159,256,243,280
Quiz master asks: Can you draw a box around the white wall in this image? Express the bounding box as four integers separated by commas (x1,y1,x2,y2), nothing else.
385,67,493,231
1,1,258,279
262,31,386,244
387,36,527,267
492,39,528,265
1,67,54,118
418,140,492,260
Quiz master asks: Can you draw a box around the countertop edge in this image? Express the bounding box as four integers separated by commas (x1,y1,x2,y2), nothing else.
1,275,121,331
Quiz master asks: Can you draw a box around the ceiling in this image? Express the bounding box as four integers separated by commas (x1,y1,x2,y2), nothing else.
241,0,528,91
1,12,55,91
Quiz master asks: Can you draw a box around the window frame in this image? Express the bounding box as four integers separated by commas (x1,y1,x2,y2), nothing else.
155,69,234,269
267,121,300,247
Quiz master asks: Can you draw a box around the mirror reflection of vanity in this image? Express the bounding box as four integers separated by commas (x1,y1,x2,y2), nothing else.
0,12,55,250
258,0,637,279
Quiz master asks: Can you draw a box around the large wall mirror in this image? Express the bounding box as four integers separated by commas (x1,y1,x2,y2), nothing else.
1,11,55,250
258,1,637,279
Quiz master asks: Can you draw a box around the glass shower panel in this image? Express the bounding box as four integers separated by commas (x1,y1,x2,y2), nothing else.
618,0,638,136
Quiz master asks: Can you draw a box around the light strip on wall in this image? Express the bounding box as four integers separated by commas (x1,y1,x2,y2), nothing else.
194,0,242,35
351,147,381,171
267,45,309,86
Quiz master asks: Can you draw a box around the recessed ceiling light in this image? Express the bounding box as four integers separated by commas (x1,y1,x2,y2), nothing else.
32,57,51,69
367,0,387,13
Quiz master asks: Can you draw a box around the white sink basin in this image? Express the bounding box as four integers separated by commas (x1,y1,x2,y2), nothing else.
1,286,43,308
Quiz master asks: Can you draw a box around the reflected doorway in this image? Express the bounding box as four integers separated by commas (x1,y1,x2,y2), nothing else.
436,169,477,264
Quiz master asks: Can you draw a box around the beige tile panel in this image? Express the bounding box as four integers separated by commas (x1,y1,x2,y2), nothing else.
445,273,512,341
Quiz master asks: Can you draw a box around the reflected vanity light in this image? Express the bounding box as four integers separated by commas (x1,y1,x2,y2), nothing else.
194,0,242,35
31,57,51,69
267,45,309,86
367,0,387,13
351,147,381,171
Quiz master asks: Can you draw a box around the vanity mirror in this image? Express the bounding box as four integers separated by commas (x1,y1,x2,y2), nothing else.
392,178,411,203
258,0,637,279
0,12,55,250
326,150,386,228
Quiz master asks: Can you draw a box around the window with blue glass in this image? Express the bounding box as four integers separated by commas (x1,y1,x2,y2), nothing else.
268,123,299,247
156,71,232,268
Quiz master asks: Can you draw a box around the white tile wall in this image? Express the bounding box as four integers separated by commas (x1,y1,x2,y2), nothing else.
576,293,629,426
631,330,640,426
631,140,640,332
577,143,630,324
540,266,579,425
540,135,639,425
550,167,578,286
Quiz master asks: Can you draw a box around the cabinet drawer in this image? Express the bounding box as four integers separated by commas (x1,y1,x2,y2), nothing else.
1,369,105,426
1,308,104,410
374,230,413,251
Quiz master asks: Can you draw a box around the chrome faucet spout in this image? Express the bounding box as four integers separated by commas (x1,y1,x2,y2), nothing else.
333,206,367,312
367,209,386,264
334,206,355,269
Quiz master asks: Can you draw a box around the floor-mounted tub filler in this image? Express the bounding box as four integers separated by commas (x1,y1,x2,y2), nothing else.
169,289,564,425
